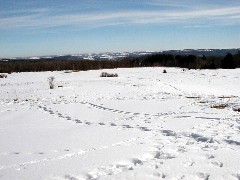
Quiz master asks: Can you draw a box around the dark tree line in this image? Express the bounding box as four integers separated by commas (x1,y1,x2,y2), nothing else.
0,59,131,73
0,52,239,73
128,52,240,69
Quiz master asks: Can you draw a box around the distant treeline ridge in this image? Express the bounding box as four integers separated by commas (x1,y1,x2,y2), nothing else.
0,53,239,73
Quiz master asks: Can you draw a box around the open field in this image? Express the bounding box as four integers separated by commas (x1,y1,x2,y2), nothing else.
0,67,240,179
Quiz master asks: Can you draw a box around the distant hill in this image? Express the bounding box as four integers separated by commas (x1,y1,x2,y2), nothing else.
1,49,240,73
160,49,240,57
1,48,239,61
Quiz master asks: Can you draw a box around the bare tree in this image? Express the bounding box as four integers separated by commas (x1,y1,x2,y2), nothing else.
48,76,55,89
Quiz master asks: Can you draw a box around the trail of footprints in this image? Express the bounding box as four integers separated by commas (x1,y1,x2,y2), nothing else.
78,123,239,180
64,114,239,180
2,93,239,178
35,103,158,133
2,115,233,177
0,135,154,171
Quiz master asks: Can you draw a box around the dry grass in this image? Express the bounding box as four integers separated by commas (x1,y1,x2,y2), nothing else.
100,72,118,77
198,100,215,104
211,104,229,109
186,96,201,99
218,96,237,99
0,74,7,78
233,108,240,112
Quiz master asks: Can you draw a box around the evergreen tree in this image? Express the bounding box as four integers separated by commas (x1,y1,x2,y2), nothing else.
221,52,236,69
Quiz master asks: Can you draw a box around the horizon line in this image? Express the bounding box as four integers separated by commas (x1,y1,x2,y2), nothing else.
1,47,239,59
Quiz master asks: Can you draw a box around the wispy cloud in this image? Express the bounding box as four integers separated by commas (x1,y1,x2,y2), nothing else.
0,6,240,30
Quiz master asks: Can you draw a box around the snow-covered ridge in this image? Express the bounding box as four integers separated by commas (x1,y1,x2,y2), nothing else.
2,48,239,61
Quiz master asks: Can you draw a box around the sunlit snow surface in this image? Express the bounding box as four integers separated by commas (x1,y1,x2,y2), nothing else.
0,67,240,180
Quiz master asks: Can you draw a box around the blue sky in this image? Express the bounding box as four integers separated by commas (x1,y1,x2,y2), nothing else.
0,0,240,58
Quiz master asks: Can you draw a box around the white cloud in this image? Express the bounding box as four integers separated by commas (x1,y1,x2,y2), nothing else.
0,6,240,29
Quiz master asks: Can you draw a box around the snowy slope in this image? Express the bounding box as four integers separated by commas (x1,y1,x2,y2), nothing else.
0,68,239,180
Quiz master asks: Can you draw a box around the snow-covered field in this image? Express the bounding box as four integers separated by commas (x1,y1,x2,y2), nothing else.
0,67,240,180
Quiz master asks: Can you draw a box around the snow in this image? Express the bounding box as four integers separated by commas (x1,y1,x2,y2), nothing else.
29,57,40,60
0,67,240,180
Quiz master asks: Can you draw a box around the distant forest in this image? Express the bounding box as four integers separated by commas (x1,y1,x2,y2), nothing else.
0,52,240,73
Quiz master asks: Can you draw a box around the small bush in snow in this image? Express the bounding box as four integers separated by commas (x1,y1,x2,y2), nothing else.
48,76,55,89
163,69,167,73
211,104,228,109
232,105,240,112
0,74,7,78
100,72,118,77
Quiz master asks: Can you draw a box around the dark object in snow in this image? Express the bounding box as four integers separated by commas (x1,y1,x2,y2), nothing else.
48,76,55,89
100,72,118,77
0,74,7,78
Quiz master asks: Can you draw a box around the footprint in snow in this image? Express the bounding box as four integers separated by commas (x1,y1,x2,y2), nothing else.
196,172,210,180
115,163,133,171
190,133,214,143
138,126,151,131
133,113,140,115
110,123,117,126
64,175,79,180
211,161,223,167
122,125,133,129
177,146,187,153
161,130,176,136
154,151,176,160
84,163,132,180
205,153,215,159
75,119,82,123
132,158,143,166
49,111,54,114
153,172,166,178
233,172,240,180
183,160,195,167
65,116,72,120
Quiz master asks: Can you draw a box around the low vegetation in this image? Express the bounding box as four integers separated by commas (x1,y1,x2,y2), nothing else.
211,104,229,109
0,74,7,78
100,72,118,77
48,76,55,89
233,107,240,112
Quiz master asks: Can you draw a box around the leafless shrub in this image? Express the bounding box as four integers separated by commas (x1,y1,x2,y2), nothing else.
211,104,229,109
100,72,118,77
218,96,237,99
48,76,55,89
186,96,201,99
233,106,240,112
233,108,240,112
0,74,7,78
